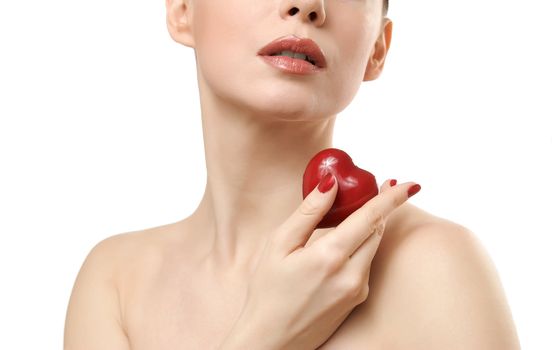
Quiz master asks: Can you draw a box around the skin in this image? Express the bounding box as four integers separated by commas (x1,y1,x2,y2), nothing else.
166,0,390,278
64,0,521,349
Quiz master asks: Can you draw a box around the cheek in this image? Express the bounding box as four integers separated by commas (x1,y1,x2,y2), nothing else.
331,17,378,91
325,51,365,111
339,18,374,72
192,2,377,117
193,4,249,87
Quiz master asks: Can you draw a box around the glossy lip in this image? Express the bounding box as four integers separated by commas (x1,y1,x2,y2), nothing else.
259,55,322,75
257,35,327,69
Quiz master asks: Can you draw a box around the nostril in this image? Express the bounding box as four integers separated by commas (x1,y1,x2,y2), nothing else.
288,7,318,22
288,8,299,16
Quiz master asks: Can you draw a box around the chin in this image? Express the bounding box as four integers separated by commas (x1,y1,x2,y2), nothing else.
244,94,326,122
208,70,342,121
247,84,327,116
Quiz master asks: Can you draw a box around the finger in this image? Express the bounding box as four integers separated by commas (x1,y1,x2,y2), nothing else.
304,179,395,249
344,179,396,279
312,181,421,258
272,173,339,256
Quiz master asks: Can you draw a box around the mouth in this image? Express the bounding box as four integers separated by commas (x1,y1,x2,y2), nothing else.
257,35,327,69
268,50,317,66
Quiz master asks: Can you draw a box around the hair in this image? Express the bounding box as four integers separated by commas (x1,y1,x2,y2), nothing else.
383,0,389,16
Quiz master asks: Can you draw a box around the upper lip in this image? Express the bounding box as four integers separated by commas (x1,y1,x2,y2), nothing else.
258,35,327,68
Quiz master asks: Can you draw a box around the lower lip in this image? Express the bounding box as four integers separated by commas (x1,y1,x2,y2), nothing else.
259,55,323,75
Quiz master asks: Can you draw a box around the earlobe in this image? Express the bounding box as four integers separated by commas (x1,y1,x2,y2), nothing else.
166,0,195,48
363,18,393,81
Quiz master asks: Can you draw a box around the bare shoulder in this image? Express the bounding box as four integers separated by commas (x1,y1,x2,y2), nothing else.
64,230,147,350
65,222,175,306
322,203,521,349
92,219,193,270
80,223,170,277
374,204,519,349
91,220,198,299
64,221,188,329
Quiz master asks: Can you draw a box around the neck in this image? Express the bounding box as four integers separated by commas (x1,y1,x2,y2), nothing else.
189,85,336,276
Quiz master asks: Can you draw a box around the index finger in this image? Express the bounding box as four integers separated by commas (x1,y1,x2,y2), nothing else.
312,182,421,258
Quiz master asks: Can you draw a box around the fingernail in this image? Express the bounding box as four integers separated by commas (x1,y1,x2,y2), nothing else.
390,179,397,187
317,173,336,193
407,184,421,198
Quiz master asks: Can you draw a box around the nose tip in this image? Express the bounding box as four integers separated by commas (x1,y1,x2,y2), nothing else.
284,3,326,25
288,7,317,21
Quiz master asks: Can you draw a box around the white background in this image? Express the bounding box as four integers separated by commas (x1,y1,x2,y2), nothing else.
1,0,551,348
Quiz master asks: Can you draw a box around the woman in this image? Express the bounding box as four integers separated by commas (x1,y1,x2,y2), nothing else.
64,0,521,348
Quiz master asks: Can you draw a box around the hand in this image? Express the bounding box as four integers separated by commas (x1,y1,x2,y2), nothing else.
220,177,421,350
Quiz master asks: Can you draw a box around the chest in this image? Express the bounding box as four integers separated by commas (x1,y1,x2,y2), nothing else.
119,237,392,350
122,274,384,350
122,263,247,349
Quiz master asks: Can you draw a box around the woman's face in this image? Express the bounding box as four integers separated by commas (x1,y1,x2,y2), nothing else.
170,0,389,121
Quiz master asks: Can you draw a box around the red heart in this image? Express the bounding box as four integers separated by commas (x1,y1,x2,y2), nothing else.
302,148,379,229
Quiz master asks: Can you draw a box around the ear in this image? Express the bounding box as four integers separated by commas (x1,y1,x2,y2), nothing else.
166,0,195,48
363,18,393,81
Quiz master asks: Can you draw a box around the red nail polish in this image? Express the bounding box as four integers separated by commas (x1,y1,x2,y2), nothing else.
407,184,421,198
317,173,335,193
390,179,397,187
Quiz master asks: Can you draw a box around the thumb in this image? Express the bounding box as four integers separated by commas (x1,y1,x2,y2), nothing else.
273,173,338,256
